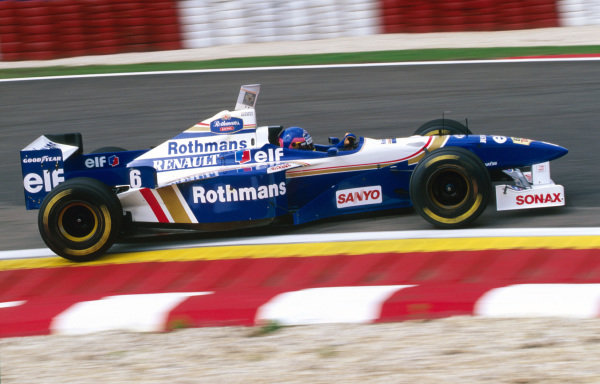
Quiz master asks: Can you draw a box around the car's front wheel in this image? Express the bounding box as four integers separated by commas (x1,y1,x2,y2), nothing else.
38,178,122,262
410,147,490,228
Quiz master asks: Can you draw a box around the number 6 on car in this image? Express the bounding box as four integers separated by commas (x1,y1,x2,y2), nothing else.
129,169,142,188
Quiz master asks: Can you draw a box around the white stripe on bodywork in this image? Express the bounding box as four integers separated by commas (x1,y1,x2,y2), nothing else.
117,189,159,223
255,285,413,325
285,136,433,178
50,292,211,334
475,284,600,318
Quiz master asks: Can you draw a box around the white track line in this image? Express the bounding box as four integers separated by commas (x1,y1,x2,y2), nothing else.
2,227,599,261
2,57,600,83
158,227,600,250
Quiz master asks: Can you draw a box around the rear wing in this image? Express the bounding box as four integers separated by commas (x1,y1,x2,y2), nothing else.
20,134,81,210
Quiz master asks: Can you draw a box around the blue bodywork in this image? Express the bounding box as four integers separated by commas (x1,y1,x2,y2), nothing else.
19,85,570,263
21,132,568,228
20,83,567,231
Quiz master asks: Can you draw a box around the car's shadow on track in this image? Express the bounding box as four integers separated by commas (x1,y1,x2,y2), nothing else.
108,202,581,255
110,208,419,254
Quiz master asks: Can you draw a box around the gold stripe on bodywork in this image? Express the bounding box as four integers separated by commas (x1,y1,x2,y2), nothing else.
408,135,449,165
184,124,210,132
157,185,192,224
407,152,426,166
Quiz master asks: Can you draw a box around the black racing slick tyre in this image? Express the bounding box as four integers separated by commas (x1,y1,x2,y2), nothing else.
414,118,472,136
38,178,122,262
410,147,490,228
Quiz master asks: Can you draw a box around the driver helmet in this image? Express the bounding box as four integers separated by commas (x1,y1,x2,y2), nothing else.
279,126,314,150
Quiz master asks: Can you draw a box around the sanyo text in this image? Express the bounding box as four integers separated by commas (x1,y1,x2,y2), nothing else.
336,185,383,208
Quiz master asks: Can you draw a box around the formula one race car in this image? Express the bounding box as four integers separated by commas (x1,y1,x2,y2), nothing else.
21,85,568,261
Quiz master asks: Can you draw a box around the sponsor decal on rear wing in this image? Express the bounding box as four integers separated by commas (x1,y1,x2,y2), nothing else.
20,135,80,210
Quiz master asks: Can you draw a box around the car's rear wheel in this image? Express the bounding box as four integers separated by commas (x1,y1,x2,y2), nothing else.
410,147,490,228
38,178,122,262
414,118,472,136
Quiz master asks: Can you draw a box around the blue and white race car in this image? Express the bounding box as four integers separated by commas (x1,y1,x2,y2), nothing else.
21,85,568,261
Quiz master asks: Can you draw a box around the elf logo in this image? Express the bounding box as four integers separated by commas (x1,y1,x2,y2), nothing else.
516,193,563,205
336,186,382,208
23,169,64,193
108,155,119,167
85,155,120,168
235,148,283,164
235,150,251,164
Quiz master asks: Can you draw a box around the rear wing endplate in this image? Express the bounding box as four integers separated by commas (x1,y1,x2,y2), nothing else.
20,135,80,210
235,84,260,110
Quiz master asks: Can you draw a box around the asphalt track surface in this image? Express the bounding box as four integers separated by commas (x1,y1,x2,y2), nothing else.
1,60,599,252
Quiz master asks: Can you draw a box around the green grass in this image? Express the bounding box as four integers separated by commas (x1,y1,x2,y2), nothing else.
1,45,599,79
248,321,284,337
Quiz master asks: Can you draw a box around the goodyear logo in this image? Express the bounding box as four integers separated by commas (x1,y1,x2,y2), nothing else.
22,155,62,164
